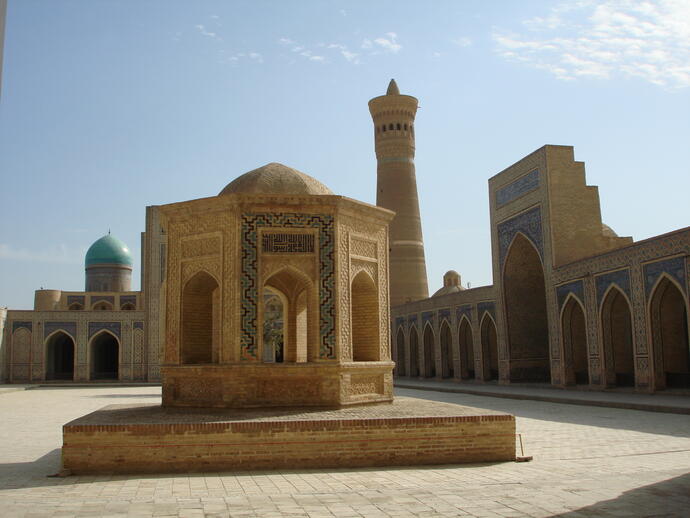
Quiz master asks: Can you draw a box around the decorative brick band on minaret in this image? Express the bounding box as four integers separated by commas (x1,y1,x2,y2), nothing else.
369,79,429,306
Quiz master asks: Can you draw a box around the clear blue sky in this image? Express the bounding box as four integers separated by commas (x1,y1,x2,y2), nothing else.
1,0,689,309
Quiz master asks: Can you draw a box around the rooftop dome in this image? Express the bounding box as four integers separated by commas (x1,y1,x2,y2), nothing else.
219,163,333,196
432,270,465,297
601,223,619,238
85,234,133,268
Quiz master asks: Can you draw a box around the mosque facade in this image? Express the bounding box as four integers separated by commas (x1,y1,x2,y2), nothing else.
1,80,688,393
391,124,690,393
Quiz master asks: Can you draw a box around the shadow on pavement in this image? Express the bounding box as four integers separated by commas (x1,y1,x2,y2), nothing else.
551,472,690,517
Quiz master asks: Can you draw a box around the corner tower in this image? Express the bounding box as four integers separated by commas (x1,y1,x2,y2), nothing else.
369,79,428,305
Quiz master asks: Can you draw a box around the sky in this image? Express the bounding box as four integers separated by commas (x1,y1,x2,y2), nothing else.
1,0,689,310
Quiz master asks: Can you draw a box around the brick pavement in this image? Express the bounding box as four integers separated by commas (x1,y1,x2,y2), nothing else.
1,385,689,517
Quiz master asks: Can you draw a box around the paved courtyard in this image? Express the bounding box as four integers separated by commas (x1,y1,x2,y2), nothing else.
1,385,689,517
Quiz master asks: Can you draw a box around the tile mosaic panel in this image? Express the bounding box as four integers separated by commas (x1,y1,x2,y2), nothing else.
66,295,85,306
91,296,114,305
477,301,496,321
241,213,335,360
556,280,585,310
12,321,32,332
438,308,451,323
262,233,314,253
395,316,405,330
88,321,121,339
133,321,145,330
407,314,418,326
422,311,435,325
44,321,77,339
595,269,631,306
643,256,687,297
456,305,472,323
495,169,540,207
120,295,137,307
498,206,543,267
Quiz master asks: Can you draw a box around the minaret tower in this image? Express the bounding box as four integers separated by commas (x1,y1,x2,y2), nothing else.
369,79,428,305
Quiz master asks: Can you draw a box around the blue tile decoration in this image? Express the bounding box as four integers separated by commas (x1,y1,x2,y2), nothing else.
595,269,631,306
644,256,687,297
12,321,32,332
241,213,335,360
477,301,496,321
496,169,540,207
438,308,451,324
66,295,85,306
88,321,121,339
456,304,472,323
133,321,144,330
498,206,543,267
45,321,77,339
120,295,137,308
395,316,405,330
422,311,435,325
407,314,418,326
556,280,585,310
91,295,114,306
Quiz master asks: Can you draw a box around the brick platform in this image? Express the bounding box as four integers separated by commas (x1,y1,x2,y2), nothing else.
61,397,515,474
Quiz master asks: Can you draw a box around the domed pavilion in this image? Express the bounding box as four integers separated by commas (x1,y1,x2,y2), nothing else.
159,163,396,408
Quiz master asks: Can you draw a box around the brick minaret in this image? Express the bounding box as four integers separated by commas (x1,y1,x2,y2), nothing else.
369,79,428,306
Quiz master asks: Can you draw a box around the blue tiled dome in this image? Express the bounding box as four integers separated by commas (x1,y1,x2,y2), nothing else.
85,234,132,267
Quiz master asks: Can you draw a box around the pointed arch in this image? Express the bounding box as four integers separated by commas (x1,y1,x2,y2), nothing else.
649,274,690,389
600,284,634,387
480,312,498,381
68,302,83,311
45,330,75,381
561,293,588,385
423,322,436,378
458,315,475,380
395,326,406,376
182,270,220,364
89,329,119,380
502,232,550,382
439,319,453,379
351,270,380,361
409,324,420,377
92,300,113,311
265,265,315,362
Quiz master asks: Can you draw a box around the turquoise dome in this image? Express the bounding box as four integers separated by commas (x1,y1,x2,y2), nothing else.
85,234,133,267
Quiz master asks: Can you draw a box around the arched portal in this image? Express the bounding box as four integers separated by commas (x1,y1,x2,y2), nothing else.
458,317,475,380
423,324,436,378
481,314,498,381
182,271,220,364
650,277,690,389
90,331,119,380
263,289,285,363
562,296,589,385
396,327,406,376
601,286,634,387
440,321,453,379
264,267,313,362
45,331,74,381
409,325,420,377
351,271,380,361
503,233,550,382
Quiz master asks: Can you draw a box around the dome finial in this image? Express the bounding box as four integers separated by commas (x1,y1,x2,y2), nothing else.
386,78,400,95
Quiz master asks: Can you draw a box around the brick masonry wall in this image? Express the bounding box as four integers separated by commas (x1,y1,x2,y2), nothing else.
62,413,515,474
